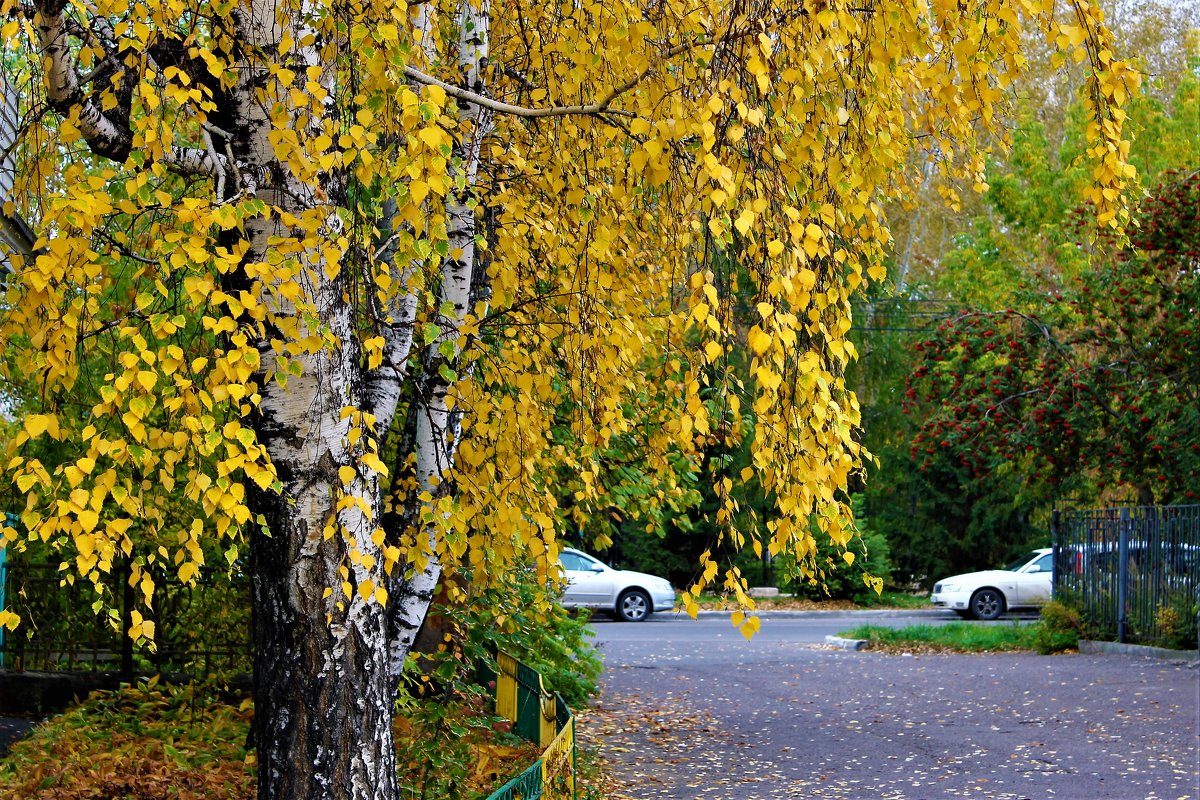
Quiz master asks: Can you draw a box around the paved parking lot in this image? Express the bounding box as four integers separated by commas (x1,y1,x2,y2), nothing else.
588,616,1200,799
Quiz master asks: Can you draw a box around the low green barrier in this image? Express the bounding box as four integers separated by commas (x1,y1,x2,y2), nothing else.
486,651,575,800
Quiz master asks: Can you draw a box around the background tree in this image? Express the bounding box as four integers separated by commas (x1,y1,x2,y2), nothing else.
0,1,1136,799
854,16,1196,586
908,172,1200,505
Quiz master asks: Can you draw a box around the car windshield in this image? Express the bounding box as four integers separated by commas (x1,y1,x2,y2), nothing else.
559,551,609,572
1003,551,1041,572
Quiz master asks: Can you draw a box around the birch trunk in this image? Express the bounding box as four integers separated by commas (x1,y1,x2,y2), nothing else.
386,0,492,680
233,2,399,798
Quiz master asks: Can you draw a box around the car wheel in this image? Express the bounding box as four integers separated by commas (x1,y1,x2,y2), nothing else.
616,589,651,622
969,588,1005,621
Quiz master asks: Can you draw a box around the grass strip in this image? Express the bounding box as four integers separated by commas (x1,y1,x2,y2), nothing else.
696,592,930,610
837,622,1057,653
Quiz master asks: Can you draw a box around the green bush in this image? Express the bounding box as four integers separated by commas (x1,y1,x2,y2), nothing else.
777,500,893,603
1034,600,1081,654
413,573,602,710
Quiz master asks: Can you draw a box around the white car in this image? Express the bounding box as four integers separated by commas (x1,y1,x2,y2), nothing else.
930,548,1054,620
558,548,676,622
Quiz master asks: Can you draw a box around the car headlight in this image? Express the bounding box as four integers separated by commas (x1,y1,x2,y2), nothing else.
938,583,959,593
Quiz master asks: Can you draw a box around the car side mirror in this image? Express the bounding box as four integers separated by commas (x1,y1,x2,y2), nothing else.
1026,565,1042,574
590,564,605,573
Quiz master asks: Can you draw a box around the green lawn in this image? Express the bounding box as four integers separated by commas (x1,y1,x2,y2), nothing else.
837,621,1076,654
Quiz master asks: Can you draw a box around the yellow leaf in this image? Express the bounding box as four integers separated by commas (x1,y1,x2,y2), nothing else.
24,415,54,439
338,465,356,484
77,532,96,558
748,327,772,355
361,452,388,476
843,551,855,566
77,509,99,533
734,209,755,236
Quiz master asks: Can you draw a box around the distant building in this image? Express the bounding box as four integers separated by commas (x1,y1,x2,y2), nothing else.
0,75,34,274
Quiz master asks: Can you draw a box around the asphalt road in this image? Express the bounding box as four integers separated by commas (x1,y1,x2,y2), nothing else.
589,607,1027,645
587,611,1200,800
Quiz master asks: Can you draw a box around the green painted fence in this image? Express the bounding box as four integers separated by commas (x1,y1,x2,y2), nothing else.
485,651,575,800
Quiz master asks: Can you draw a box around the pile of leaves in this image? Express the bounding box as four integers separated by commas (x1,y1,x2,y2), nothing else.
0,681,254,800
0,681,545,800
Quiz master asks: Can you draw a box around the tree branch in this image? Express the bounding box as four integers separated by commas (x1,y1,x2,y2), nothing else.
34,0,133,161
162,145,229,181
403,65,639,118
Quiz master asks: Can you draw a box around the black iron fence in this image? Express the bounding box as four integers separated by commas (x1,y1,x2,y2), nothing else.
1053,505,1199,649
0,557,251,675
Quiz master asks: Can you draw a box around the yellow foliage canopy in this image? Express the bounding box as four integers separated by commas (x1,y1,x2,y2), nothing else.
0,0,1137,636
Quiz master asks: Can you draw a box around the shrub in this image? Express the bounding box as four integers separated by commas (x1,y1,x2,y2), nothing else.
1153,591,1198,650
778,499,894,602
1035,600,1081,654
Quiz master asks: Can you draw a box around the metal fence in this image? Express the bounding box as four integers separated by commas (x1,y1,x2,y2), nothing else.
486,651,575,800
1053,505,1199,648
0,556,251,675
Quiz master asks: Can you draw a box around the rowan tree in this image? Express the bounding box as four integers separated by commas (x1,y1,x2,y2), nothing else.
906,171,1200,509
0,0,1135,798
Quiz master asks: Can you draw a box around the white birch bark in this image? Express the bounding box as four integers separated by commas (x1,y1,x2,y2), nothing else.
233,2,398,798
387,0,493,678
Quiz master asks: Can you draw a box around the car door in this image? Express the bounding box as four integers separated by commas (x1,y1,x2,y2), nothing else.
1013,552,1054,606
558,552,614,607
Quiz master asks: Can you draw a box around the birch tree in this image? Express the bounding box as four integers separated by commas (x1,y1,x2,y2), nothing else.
0,0,1136,798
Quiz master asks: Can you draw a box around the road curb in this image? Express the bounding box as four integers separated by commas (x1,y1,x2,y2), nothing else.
824,635,869,651
686,608,944,620
1078,639,1199,662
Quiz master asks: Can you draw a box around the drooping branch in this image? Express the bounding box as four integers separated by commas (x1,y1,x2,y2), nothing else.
402,5,817,122
34,0,133,161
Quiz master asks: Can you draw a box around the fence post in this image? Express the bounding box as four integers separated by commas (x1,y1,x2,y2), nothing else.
1117,507,1130,644
1051,509,1061,598
0,544,6,669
